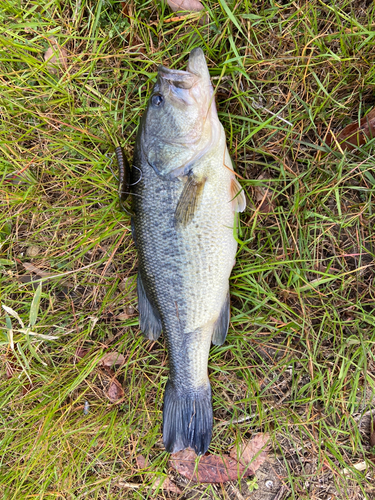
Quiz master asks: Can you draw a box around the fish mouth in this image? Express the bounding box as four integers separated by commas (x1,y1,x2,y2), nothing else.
157,48,210,90
187,48,211,82
158,66,197,89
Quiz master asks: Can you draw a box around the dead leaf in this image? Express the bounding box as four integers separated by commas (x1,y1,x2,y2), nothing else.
5,359,33,394
253,175,274,213
117,306,135,320
170,448,253,483
120,1,130,17
117,313,130,320
153,476,182,494
107,378,124,402
136,455,148,469
20,263,73,291
342,460,367,475
137,455,182,493
44,38,68,74
75,347,89,359
100,351,125,367
326,108,375,151
22,383,33,395
229,433,270,472
22,262,52,278
6,361,18,379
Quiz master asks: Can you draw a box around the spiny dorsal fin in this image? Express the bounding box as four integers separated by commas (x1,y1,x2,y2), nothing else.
175,175,206,228
230,177,246,213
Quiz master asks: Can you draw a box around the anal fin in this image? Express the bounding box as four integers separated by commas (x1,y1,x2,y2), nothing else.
137,273,162,340
175,174,206,228
212,292,230,346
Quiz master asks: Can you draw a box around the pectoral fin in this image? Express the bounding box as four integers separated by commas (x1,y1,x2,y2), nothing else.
174,175,206,228
230,177,246,213
212,292,230,346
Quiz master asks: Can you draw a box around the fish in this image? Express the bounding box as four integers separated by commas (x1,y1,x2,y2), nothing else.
131,48,246,455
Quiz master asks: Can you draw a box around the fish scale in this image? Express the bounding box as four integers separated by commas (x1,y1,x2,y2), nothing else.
131,48,245,454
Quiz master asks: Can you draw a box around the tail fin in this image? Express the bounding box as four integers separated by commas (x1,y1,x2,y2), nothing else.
163,380,213,455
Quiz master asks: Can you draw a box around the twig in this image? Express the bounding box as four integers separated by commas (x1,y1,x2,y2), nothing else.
252,99,293,127
230,483,246,500
18,261,103,286
273,485,287,500
113,480,142,489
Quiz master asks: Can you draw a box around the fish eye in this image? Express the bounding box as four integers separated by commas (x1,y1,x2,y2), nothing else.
151,94,164,107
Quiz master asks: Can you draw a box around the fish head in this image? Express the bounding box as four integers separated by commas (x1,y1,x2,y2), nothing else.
139,48,217,179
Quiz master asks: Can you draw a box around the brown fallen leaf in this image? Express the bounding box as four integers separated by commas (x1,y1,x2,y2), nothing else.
120,1,130,17
117,306,135,321
326,108,375,151
170,448,253,483
342,460,367,475
5,358,33,394
153,476,182,494
117,313,131,321
75,347,90,359
137,455,182,494
44,38,68,74
253,175,274,213
107,378,124,402
229,433,270,472
22,383,33,395
22,262,52,278
20,262,73,293
136,455,148,469
100,351,125,367
6,361,19,379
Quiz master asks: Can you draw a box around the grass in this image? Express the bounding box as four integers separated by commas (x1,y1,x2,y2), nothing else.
1,0,375,498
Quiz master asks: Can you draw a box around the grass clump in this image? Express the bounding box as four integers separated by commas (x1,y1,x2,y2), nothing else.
1,0,375,498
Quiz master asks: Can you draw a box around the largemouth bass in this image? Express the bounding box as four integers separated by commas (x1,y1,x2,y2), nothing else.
131,48,246,454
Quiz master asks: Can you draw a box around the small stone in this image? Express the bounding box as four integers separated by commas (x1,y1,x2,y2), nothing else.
119,278,129,292
26,245,40,257
117,306,135,321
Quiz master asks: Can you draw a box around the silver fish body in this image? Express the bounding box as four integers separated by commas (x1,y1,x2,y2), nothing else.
131,48,245,454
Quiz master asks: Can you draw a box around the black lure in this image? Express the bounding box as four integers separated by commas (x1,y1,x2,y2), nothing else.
115,146,131,207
